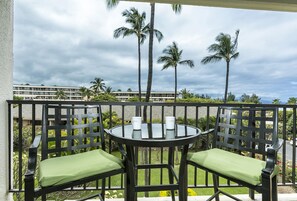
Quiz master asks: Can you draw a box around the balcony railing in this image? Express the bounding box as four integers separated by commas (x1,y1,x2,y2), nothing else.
6,100,297,199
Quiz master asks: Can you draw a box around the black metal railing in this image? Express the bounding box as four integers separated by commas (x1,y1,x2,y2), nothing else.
7,100,297,196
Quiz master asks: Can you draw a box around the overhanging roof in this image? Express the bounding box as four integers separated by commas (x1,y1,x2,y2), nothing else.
122,0,297,12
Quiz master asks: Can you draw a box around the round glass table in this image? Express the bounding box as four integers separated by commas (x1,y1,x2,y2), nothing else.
107,123,201,201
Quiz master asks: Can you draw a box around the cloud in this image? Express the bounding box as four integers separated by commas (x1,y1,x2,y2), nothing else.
13,0,297,102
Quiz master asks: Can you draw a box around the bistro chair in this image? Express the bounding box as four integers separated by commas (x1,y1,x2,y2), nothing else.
187,107,283,201
24,104,125,201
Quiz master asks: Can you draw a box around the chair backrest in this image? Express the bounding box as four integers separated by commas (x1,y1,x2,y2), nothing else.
214,107,278,157
41,104,105,160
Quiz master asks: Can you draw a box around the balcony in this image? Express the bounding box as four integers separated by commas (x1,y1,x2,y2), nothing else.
7,100,297,200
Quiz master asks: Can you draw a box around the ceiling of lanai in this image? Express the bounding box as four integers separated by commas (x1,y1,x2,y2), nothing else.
121,0,297,12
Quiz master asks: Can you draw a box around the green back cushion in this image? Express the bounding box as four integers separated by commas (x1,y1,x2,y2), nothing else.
39,149,124,187
187,148,278,186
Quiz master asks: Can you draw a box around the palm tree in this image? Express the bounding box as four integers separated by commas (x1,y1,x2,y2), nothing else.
114,8,150,102
272,98,281,104
105,0,180,117
201,29,240,103
90,77,106,95
145,3,180,114
287,97,297,105
158,42,194,102
55,90,67,100
105,86,113,94
79,86,93,100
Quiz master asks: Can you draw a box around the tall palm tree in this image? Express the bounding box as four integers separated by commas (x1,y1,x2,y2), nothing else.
90,77,106,95
145,3,181,110
201,30,240,103
158,42,194,102
114,8,150,102
105,0,180,117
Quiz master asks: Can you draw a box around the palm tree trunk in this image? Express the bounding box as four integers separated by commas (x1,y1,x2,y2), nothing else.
224,61,230,103
143,2,155,122
144,3,155,197
137,37,141,103
174,65,177,103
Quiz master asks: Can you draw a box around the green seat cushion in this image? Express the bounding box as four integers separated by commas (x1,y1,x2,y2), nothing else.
39,149,124,187
187,148,279,186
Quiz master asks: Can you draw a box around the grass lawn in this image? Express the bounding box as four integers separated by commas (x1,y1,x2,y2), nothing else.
106,148,248,198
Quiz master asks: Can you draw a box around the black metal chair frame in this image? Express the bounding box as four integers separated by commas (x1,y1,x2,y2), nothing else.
24,104,125,201
187,107,283,201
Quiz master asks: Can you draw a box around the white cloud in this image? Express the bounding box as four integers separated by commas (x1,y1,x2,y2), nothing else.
13,0,297,102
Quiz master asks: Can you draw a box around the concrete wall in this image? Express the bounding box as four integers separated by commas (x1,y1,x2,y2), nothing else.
0,0,13,200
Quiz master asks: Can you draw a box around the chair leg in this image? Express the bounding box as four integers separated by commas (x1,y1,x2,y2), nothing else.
213,174,220,201
249,189,255,200
101,178,106,201
272,176,278,201
42,194,46,201
24,176,35,201
168,147,175,201
261,172,271,201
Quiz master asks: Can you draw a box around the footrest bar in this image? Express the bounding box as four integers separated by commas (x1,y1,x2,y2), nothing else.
206,189,242,201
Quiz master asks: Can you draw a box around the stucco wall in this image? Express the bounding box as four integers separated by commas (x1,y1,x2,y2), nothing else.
0,0,13,200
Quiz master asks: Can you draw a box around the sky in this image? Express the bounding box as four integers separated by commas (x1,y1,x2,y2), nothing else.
13,0,297,103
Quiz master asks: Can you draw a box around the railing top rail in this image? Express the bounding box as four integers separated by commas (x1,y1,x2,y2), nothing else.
6,100,297,108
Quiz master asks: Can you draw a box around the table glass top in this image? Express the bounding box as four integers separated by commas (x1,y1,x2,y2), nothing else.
109,123,200,141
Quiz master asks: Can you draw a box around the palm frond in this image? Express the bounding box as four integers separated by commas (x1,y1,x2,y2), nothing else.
179,60,194,68
201,55,222,64
230,52,239,60
231,29,240,52
172,4,182,14
106,0,119,9
154,29,163,42
114,27,132,38
208,44,221,52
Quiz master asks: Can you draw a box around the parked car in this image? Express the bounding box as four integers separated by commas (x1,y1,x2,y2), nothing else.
290,138,297,146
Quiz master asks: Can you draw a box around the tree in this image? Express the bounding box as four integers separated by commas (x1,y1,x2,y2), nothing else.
55,90,67,100
114,8,150,102
287,97,297,105
240,93,261,104
91,94,118,102
90,77,106,95
180,88,194,99
227,92,236,102
79,86,93,101
105,0,180,119
144,3,180,119
201,30,240,103
127,88,132,92
13,96,24,101
272,98,281,104
249,93,261,104
105,86,113,94
195,94,211,99
158,42,194,102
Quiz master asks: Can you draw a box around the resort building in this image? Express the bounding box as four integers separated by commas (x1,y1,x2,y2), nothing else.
13,84,175,102
13,84,82,100
113,91,175,102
